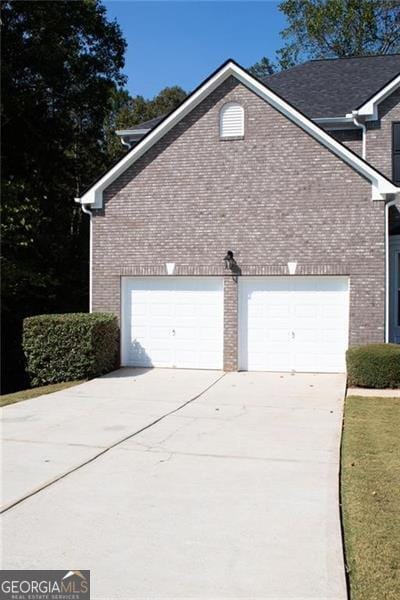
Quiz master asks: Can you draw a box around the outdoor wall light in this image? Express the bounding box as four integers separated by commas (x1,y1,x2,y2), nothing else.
224,250,236,270
224,250,241,282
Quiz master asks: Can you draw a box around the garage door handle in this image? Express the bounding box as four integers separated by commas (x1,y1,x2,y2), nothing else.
172,329,176,336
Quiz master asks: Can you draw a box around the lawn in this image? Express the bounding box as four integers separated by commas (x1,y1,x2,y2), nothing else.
341,396,400,600
0,380,85,407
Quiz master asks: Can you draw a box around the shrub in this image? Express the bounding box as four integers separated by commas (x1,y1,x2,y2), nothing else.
346,344,400,389
23,313,119,386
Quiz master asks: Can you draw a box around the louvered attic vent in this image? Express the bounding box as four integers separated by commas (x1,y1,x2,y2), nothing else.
220,102,244,138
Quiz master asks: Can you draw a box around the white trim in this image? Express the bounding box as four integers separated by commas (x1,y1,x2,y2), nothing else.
116,128,151,136
389,234,400,343
77,201,93,312
121,276,224,369
313,116,356,127
77,61,400,208
220,102,244,138
166,262,175,275
238,276,349,373
386,201,399,341
347,74,400,121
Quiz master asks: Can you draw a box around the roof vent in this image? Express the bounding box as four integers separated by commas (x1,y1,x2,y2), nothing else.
220,102,244,138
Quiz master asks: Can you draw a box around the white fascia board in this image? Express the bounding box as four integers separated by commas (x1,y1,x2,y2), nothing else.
231,64,399,199
346,74,400,120
314,116,353,124
78,64,234,208
313,116,359,131
116,128,150,136
77,61,400,208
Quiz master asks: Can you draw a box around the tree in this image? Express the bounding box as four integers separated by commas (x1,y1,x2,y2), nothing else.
248,56,276,79
150,86,187,116
105,86,187,161
277,0,400,68
1,0,126,392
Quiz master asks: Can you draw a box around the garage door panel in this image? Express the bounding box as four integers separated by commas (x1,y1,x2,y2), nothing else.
268,305,290,318
240,277,349,373
122,277,223,369
295,329,318,342
293,305,316,317
321,329,347,343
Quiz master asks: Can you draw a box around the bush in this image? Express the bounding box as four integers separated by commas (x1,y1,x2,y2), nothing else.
23,313,119,386
346,344,400,389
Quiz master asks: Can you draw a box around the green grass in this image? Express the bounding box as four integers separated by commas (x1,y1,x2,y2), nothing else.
0,380,85,407
341,396,400,600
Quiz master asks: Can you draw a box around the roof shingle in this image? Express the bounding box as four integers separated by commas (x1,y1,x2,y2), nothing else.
264,54,400,118
121,55,400,134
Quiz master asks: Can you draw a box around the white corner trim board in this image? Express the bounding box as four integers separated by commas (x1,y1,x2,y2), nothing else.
76,60,400,208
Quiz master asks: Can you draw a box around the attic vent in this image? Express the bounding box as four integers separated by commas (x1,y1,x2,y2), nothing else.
220,102,244,138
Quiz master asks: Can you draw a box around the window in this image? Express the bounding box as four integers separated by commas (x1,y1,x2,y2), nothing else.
392,122,400,185
220,103,244,139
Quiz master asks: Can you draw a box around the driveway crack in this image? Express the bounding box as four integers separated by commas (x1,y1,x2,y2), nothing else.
1,373,226,514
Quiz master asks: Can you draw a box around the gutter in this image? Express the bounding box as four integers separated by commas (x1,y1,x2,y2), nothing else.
75,199,93,313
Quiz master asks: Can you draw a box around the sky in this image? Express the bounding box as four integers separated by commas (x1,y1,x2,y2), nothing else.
104,1,286,98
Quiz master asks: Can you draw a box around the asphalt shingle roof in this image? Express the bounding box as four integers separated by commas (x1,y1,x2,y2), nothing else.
128,116,165,131
123,54,400,133
264,54,400,118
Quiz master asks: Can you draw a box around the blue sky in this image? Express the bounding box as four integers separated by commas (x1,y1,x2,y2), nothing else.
104,1,286,98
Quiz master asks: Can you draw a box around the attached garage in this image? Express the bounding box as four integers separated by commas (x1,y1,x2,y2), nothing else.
239,277,349,373
121,277,224,369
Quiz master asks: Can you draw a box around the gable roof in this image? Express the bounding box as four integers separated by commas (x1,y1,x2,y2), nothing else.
119,55,400,139
264,54,400,119
116,116,165,136
77,59,399,208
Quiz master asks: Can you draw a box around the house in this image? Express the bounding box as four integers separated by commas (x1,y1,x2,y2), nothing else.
76,55,400,373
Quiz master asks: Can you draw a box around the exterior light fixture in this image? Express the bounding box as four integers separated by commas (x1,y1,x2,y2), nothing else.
224,250,236,270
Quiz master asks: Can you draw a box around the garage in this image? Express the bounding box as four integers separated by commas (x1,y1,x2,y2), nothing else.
121,277,224,369
239,277,349,373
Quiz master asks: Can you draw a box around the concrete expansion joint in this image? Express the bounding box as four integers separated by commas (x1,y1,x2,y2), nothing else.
3,437,107,450
119,444,338,466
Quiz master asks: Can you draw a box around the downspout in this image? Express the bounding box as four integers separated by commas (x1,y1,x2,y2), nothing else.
351,111,366,159
120,136,132,150
385,197,398,342
75,200,93,313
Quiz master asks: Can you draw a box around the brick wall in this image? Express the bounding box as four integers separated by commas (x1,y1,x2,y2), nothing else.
330,128,362,156
366,88,400,178
92,76,386,369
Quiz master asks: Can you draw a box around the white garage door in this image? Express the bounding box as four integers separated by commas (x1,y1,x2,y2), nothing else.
121,277,223,369
239,277,349,373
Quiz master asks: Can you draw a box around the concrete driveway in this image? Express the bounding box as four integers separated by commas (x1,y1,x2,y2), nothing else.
1,369,347,599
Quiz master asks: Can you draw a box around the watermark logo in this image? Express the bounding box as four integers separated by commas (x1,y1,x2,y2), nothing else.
0,570,90,600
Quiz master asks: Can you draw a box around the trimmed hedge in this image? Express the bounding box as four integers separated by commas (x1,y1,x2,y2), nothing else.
346,344,400,389
23,313,119,386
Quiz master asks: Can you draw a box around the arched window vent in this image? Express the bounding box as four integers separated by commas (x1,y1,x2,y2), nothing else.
220,102,244,139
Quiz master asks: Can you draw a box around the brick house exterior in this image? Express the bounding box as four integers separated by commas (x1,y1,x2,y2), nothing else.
78,58,400,372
